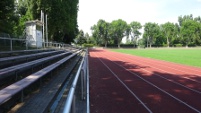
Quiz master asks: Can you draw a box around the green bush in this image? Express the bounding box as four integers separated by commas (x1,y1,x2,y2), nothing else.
162,44,168,47
188,43,196,47
83,43,94,47
174,44,183,47
100,44,138,48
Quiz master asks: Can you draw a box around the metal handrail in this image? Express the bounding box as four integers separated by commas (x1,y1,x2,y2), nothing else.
63,52,86,113
0,37,27,41
0,37,71,51
86,49,90,113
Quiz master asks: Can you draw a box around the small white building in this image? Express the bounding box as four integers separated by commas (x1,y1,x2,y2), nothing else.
26,20,43,48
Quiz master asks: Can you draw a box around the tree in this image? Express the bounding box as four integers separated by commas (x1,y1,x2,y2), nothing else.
85,32,90,43
110,19,128,48
15,0,29,36
154,31,165,47
181,19,199,47
0,0,79,44
172,23,181,45
178,14,194,27
15,0,79,43
47,0,79,43
0,0,15,34
91,24,102,45
193,17,201,46
194,16,201,23
97,19,110,47
176,14,201,46
75,30,86,45
144,22,160,48
130,21,142,47
161,22,175,47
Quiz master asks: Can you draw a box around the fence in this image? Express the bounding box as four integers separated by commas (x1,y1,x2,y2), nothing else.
0,37,71,51
63,49,90,113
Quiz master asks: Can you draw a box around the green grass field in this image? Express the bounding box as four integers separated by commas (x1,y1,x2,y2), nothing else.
111,48,201,68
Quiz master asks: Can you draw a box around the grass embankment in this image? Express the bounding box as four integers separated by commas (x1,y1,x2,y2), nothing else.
111,48,201,68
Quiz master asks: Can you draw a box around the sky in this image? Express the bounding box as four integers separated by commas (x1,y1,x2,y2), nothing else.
78,0,201,35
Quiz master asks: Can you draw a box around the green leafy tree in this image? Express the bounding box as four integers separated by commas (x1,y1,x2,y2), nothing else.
97,19,110,47
75,30,86,45
85,33,90,43
178,14,194,26
161,22,175,47
91,24,102,45
87,36,95,44
16,0,79,43
0,0,78,43
144,22,160,48
110,19,128,48
47,0,79,43
172,23,181,45
193,17,201,45
130,21,142,47
154,32,165,47
181,19,199,47
15,0,29,36
125,24,131,42
0,0,15,34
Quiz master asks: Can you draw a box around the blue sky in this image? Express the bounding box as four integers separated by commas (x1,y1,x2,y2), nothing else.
78,0,201,35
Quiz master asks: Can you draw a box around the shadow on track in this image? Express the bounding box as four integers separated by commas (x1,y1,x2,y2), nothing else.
89,49,201,113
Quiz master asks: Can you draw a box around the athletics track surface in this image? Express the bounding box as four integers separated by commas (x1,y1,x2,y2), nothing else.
89,48,201,113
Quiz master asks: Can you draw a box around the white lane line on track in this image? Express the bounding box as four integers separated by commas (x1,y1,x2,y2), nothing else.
124,54,201,84
120,52,201,76
143,69,201,94
97,51,201,113
109,52,201,84
93,52,153,113
109,57,201,113
108,54,201,94
145,57,201,73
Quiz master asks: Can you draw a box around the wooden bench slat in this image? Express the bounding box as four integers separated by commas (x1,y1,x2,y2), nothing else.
0,50,81,105
0,50,63,62
0,49,54,55
0,52,71,79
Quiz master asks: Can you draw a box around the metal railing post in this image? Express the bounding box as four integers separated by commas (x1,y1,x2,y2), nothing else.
71,95,76,113
26,39,28,50
81,56,87,100
81,69,85,100
10,38,13,51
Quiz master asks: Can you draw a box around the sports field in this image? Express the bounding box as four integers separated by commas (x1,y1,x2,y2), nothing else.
89,48,201,113
111,48,201,67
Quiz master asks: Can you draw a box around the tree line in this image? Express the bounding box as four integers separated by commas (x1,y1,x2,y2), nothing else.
0,0,79,44
76,14,201,48
143,14,201,48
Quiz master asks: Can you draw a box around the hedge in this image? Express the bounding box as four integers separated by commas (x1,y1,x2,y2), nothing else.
83,44,94,47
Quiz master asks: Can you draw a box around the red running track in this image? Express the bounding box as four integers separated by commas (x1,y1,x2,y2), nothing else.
89,49,201,113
